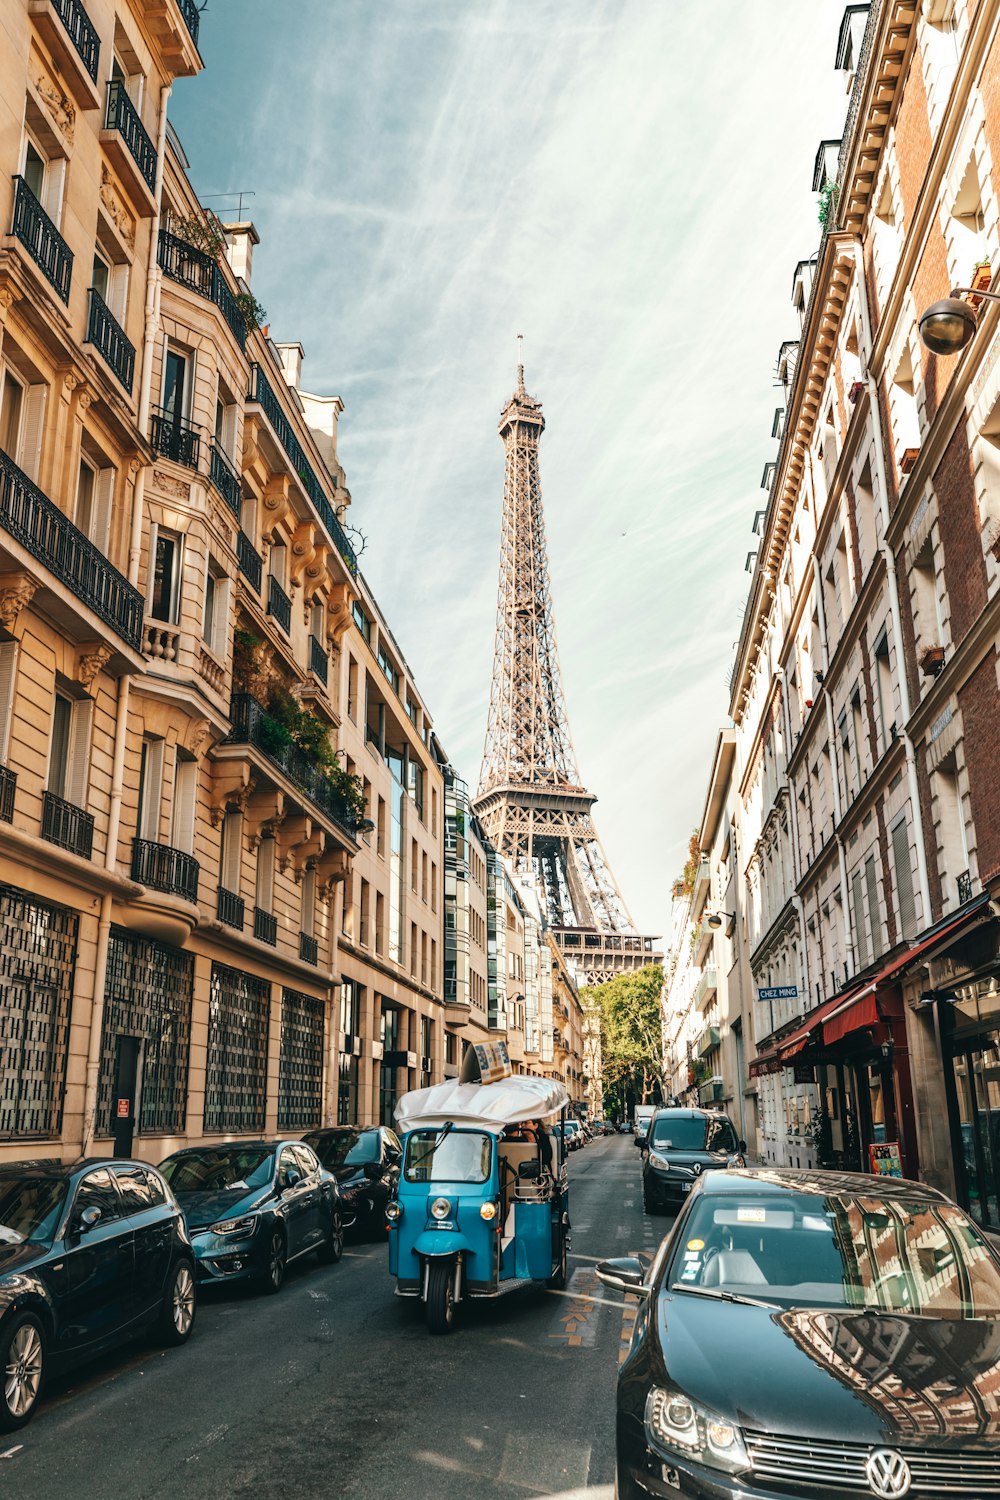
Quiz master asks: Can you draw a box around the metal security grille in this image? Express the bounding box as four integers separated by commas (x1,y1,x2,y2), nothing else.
278,988,325,1130
0,886,78,1139
98,929,193,1135
204,963,270,1134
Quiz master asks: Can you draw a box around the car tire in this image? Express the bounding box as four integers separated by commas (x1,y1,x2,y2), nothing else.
258,1226,287,1295
0,1312,45,1431
317,1210,344,1264
155,1258,197,1347
426,1260,456,1334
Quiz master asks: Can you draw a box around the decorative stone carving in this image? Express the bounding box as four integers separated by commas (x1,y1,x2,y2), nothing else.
76,643,113,687
262,475,290,520
99,165,136,251
186,717,214,757
327,581,354,644
0,286,20,328
208,766,256,828
152,468,191,502
0,573,39,631
34,68,75,145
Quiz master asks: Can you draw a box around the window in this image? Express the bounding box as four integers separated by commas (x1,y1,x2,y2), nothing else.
377,644,399,694
48,688,92,807
75,455,114,551
111,47,144,108
947,154,993,291
137,734,164,841
347,655,358,720
0,640,18,764
149,528,182,624
269,537,287,588
301,865,316,939
203,559,227,657
113,1164,153,1213
911,532,945,662
352,602,371,644
889,338,923,474
256,835,275,914
920,0,962,137
214,383,237,456
873,630,894,748
408,760,425,819
891,817,918,940
161,346,190,424
359,878,371,947
20,132,64,224
933,750,970,908
171,751,197,855
872,166,903,312
92,248,128,325
0,365,46,481
851,868,869,970
73,1167,122,1225
220,809,242,894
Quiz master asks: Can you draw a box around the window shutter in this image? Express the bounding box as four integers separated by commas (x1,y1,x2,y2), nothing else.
92,466,114,551
221,810,243,891
301,867,316,937
0,641,18,762
892,820,917,940
18,384,47,482
41,157,65,224
865,857,881,961
66,698,94,810
109,264,129,326
851,870,868,970
256,836,274,910
222,401,237,457
172,754,198,854
139,737,165,841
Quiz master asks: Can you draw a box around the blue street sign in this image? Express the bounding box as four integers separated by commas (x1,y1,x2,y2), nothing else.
757,985,798,1001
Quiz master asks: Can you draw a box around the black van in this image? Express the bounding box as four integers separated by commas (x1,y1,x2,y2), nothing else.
638,1108,746,1213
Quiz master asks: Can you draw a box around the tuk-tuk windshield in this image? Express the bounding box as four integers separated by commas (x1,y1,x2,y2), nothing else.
403,1129,492,1185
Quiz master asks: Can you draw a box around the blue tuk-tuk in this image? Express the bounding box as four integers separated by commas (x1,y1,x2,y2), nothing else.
387,1052,571,1333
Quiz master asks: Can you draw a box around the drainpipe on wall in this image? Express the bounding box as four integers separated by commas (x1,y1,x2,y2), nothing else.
772,664,809,1028
850,239,933,926
81,84,171,1157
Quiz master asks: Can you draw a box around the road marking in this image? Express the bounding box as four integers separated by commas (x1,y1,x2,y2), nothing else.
623,1199,634,1208
0,1446,23,1460
549,1266,601,1347
306,1289,329,1300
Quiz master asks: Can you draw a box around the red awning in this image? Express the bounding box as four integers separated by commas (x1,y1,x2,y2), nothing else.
871,904,987,984
823,988,877,1046
748,1050,784,1079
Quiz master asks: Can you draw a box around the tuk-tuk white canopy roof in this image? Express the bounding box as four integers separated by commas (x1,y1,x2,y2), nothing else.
395,1075,569,1135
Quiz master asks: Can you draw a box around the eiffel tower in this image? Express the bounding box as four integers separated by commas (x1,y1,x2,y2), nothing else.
473,344,662,987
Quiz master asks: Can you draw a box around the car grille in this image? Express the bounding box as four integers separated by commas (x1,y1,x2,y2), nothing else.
745,1431,1000,1495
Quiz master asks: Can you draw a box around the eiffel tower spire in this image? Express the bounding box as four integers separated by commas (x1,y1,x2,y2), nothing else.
474,348,662,985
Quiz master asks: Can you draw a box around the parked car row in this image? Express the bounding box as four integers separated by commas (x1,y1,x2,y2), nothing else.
0,1124,399,1432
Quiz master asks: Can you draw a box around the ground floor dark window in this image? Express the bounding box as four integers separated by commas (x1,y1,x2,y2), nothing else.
0,885,78,1139
278,987,325,1131
379,1004,400,1126
204,962,270,1134
338,1055,358,1125
98,928,192,1135
950,1026,1000,1230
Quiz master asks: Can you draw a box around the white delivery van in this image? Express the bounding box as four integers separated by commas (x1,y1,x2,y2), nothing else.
633,1104,656,1138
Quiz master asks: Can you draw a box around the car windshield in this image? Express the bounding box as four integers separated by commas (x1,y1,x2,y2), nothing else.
0,1176,67,1245
404,1130,492,1184
672,1190,1000,1317
160,1148,275,1193
307,1131,378,1168
650,1116,732,1152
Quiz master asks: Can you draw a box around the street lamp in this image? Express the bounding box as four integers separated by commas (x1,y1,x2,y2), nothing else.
918,288,1000,355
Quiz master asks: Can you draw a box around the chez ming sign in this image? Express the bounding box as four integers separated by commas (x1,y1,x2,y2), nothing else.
757,986,799,1002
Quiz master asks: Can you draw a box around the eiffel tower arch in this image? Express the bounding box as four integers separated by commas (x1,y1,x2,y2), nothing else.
473,348,662,987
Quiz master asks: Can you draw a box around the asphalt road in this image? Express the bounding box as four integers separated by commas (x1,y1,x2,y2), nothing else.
6,1135,663,1500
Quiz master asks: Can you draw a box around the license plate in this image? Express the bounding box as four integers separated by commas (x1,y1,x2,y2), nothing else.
683,1183,692,1193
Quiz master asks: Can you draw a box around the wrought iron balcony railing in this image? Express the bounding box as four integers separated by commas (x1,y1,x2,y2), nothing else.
86,287,135,392
248,363,357,576
227,692,359,836
150,407,201,469
157,230,246,350
209,440,241,518
217,887,245,929
267,574,292,634
254,906,277,946
10,176,72,303
131,837,200,901
41,790,94,858
957,869,974,906
105,80,157,193
0,445,143,648
0,764,15,823
299,931,318,965
309,633,329,684
48,0,100,81
177,0,201,45
236,530,262,591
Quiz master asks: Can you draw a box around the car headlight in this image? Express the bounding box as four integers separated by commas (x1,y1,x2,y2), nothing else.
209,1214,257,1237
648,1152,671,1171
645,1386,748,1474
430,1197,452,1220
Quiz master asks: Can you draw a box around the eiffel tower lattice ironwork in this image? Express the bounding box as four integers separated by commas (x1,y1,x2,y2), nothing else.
474,348,662,986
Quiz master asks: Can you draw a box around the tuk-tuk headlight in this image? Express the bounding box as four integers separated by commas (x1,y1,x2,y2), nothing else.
385,1201,402,1223
480,1201,497,1220
430,1197,452,1220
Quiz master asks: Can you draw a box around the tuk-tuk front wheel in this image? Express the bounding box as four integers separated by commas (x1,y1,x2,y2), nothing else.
426,1259,457,1335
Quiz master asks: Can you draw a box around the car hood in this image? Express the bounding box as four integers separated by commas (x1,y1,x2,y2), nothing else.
659,1294,1000,1445
648,1149,731,1169
175,1186,272,1231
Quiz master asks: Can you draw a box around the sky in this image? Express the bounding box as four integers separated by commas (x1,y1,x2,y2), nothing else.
171,0,851,940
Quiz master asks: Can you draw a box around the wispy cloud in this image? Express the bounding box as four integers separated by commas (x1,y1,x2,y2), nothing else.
173,0,850,935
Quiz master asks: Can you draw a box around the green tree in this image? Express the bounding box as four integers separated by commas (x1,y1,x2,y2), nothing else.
581,964,665,1120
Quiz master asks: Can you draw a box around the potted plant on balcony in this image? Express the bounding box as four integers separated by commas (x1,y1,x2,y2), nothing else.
919,643,946,676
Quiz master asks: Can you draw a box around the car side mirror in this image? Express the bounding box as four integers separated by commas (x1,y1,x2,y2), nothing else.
596,1257,650,1297
363,1162,385,1181
76,1205,102,1233
634,1135,647,1149
284,1170,302,1190
738,1140,747,1155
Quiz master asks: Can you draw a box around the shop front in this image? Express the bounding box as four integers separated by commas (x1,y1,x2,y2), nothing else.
941,968,1000,1230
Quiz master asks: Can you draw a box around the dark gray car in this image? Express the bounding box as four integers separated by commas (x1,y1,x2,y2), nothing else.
639,1108,746,1213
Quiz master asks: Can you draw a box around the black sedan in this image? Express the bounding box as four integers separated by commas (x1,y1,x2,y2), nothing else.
0,1159,195,1431
301,1126,401,1237
159,1141,342,1294
599,1168,1000,1499
639,1108,746,1213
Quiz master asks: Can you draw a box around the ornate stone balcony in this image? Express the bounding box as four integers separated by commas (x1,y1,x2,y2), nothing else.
10,176,72,303
224,692,359,840
236,530,262,592
209,440,241,519
150,407,201,469
102,81,157,214
157,230,247,351
131,837,200,902
217,887,244,929
41,790,93,858
267,574,292,634
27,0,100,108
254,906,277,946
86,287,135,392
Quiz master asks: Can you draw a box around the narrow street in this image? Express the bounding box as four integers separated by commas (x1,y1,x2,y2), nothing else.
8,1137,654,1500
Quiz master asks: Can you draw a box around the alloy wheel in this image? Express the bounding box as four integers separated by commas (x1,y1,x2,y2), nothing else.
268,1230,286,1290
331,1212,344,1261
5,1323,42,1420
172,1263,195,1335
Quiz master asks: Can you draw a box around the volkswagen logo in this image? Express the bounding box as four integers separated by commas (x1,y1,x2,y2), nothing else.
866,1449,911,1499
692,1162,702,1176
